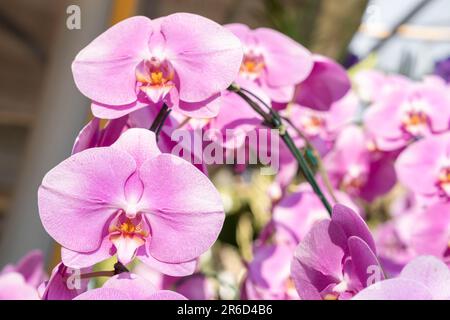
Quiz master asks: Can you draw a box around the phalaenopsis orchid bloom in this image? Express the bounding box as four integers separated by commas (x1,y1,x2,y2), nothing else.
72,14,243,119
365,80,450,151
291,204,384,300
38,129,224,276
265,184,360,249
0,251,46,300
293,55,351,111
225,23,313,104
396,132,450,203
242,244,298,300
324,126,397,202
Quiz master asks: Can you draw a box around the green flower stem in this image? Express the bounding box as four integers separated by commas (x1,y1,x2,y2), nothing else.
79,270,115,279
281,116,337,203
280,129,332,214
229,84,332,215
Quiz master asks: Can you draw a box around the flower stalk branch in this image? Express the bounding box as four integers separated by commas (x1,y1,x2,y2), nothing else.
149,103,171,140
281,116,338,202
78,262,129,280
229,84,332,215
79,270,115,280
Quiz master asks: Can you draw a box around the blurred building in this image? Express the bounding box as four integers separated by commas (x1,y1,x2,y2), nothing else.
0,0,113,265
349,0,450,78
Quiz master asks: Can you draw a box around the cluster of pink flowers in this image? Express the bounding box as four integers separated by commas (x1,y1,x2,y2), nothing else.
1,12,449,300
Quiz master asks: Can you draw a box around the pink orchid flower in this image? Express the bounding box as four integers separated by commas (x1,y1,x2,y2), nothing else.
394,202,450,264
0,250,46,289
38,263,90,300
72,14,243,119
353,256,450,300
294,55,351,111
265,184,360,248
291,204,384,300
72,114,158,158
206,79,268,149
0,272,40,300
74,273,186,300
72,107,167,155
372,192,423,276
287,92,358,143
38,128,224,276
354,70,411,104
0,250,47,300
324,125,397,202
73,107,209,176
162,273,217,300
365,80,450,151
375,200,449,277
282,91,358,160
373,221,414,277
242,244,298,300
225,23,313,103
72,117,128,154
270,92,358,193
396,132,450,203
172,274,217,300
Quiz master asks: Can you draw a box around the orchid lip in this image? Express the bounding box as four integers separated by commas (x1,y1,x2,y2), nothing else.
108,212,149,238
400,99,431,136
108,212,150,264
341,165,366,192
402,112,429,136
301,114,326,136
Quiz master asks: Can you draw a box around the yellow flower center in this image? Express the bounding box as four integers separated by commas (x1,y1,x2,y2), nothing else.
400,99,430,136
150,71,164,85
323,293,339,300
240,51,265,79
110,217,148,238
405,112,427,127
301,115,325,136
136,58,174,88
119,219,136,234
